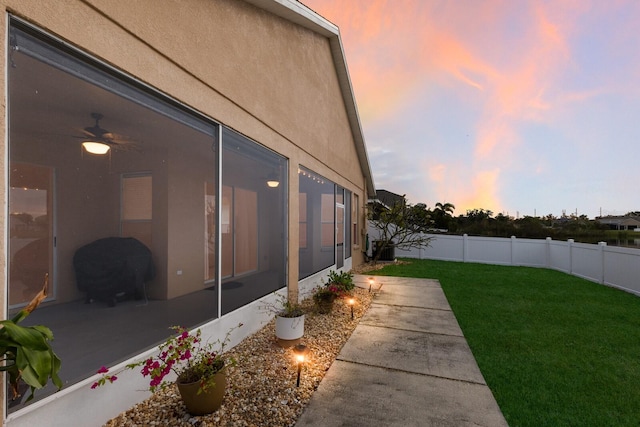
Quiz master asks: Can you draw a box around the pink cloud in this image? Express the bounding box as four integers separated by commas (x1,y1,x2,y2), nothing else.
428,164,447,183
302,0,640,216
461,169,502,213
423,160,501,215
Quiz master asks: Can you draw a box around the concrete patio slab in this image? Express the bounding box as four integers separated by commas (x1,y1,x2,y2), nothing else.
337,323,486,384
373,282,451,310
295,275,508,427
295,361,507,427
361,304,464,337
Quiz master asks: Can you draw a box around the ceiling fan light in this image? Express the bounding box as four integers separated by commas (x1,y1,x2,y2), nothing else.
266,172,280,188
82,141,110,155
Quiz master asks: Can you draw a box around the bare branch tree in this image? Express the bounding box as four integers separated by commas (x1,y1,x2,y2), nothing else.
368,196,433,263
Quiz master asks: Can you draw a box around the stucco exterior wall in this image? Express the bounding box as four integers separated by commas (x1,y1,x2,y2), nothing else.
9,0,363,186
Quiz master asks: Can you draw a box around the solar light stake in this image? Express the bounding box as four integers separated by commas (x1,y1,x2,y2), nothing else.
368,277,374,293
293,344,307,387
348,297,355,319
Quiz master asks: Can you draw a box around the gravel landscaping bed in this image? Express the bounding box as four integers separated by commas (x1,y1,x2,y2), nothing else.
104,286,376,427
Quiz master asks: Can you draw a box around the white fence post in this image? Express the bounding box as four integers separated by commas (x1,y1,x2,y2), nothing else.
463,234,468,262
568,239,574,274
598,241,606,284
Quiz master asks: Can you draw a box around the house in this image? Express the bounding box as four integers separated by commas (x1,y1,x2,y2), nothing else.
372,189,405,209
1,0,375,424
596,215,640,231
367,189,405,220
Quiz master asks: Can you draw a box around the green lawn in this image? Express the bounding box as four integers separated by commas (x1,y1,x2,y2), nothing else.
372,259,640,427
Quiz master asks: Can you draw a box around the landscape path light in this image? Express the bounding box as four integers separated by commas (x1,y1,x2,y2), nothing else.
348,297,355,320
292,344,308,387
368,277,375,292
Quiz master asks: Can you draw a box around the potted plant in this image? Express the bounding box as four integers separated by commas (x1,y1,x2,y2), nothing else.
93,323,241,416
327,270,355,295
312,270,355,314
312,284,341,314
261,293,305,347
0,274,62,403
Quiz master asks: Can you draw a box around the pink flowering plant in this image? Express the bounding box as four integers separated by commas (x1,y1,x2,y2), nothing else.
312,270,354,304
312,283,343,304
92,324,241,394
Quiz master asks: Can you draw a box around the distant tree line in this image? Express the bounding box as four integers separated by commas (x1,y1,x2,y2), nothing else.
447,209,612,241
371,196,638,248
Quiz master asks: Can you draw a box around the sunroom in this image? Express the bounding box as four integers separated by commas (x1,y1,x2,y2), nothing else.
7,19,292,409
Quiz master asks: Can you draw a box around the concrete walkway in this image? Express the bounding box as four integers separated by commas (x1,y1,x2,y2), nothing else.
295,275,508,427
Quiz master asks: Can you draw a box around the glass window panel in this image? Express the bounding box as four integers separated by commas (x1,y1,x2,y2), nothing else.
205,181,216,281
7,21,218,410
122,175,152,220
234,187,258,275
221,127,287,315
321,193,335,248
299,193,307,248
337,206,344,245
221,185,234,278
9,163,54,307
345,189,352,258
298,167,335,279
353,193,359,247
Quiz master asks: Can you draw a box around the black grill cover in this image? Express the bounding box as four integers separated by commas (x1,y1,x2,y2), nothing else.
73,237,155,305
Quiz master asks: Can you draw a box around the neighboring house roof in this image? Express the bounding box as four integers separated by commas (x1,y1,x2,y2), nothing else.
596,216,640,227
373,189,405,209
244,0,375,198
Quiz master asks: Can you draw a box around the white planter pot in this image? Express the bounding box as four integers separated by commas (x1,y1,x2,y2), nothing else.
275,314,305,341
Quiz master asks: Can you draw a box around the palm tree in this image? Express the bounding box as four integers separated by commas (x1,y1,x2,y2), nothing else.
434,202,455,230
435,202,455,216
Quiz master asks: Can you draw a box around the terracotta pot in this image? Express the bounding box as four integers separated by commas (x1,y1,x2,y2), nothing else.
275,314,305,347
315,298,334,314
176,369,226,416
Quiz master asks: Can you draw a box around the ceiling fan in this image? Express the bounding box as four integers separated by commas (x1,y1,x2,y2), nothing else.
76,112,139,154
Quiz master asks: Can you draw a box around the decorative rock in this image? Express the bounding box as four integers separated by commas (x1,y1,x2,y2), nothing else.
103,287,376,427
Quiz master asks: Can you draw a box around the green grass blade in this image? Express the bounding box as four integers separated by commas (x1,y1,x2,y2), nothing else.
373,259,640,427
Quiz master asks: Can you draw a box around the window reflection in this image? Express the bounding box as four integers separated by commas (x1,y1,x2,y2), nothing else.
8,22,218,410
298,167,336,279
9,163,53,307
220,127,287,315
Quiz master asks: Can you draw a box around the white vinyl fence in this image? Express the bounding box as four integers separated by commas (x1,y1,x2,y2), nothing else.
374,231,640,296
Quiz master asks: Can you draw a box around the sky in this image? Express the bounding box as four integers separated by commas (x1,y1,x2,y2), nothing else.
302,0,640,219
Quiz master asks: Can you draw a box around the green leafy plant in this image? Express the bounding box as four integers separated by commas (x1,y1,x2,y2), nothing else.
276,299,304,318
261,292,305,318
0,274,62,402
93,323,241,394
312,284,341,304
327,270,355,294
312,270,355,305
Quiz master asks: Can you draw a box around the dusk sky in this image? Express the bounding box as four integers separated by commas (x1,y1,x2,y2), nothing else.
302,0,639,219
